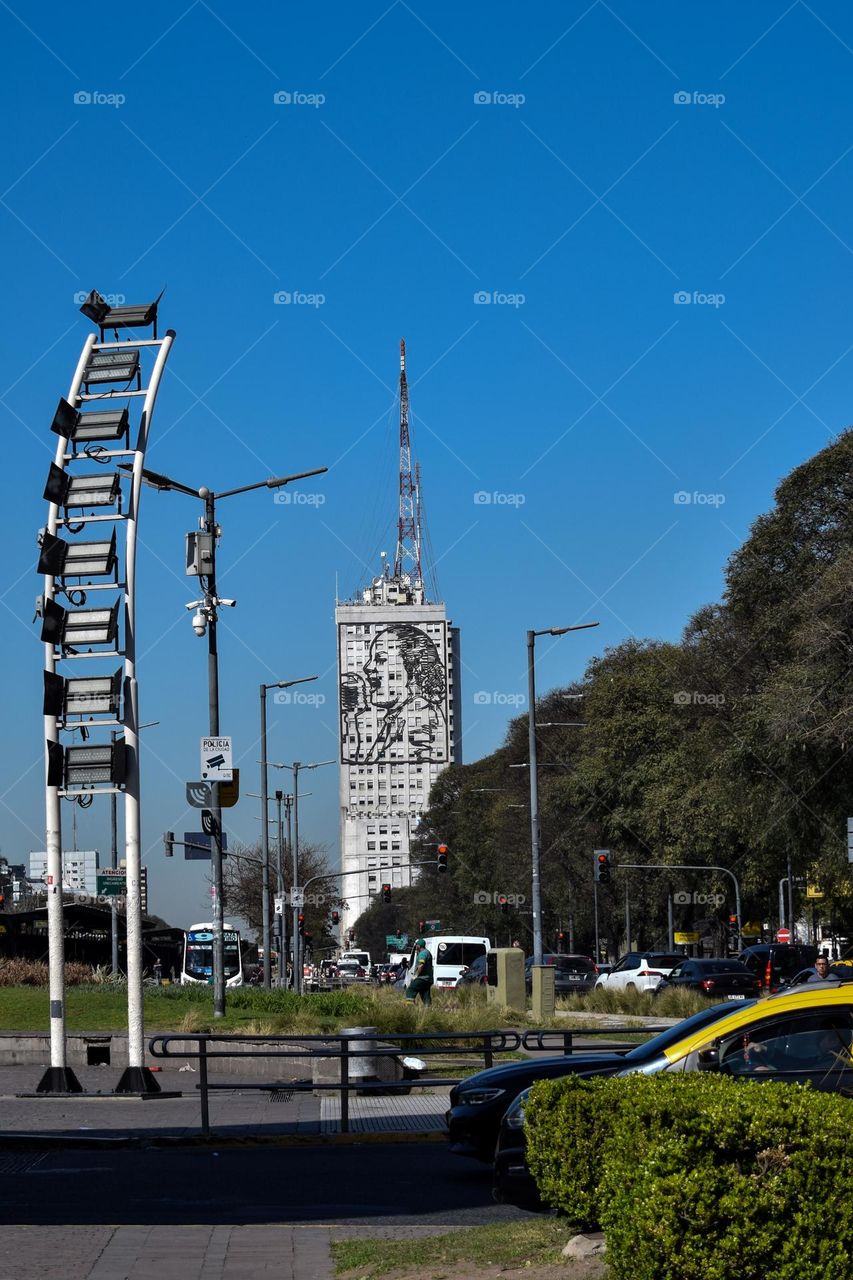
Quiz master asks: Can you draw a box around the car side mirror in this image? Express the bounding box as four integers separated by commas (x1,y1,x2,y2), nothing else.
697,1048,720,1072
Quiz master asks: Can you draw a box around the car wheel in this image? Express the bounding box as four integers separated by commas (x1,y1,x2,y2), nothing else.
626,983,637,992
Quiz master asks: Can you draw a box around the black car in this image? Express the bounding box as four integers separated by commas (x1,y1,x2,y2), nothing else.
524,954,598,997
656,958,761,1000
738,943,817,992
456,954,489,987
446,1002,745,1161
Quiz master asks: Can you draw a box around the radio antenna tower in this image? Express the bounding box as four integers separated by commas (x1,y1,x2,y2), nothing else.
393,339,425,599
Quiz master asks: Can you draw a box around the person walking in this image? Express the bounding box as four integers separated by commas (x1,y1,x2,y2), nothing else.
405,938,434,1006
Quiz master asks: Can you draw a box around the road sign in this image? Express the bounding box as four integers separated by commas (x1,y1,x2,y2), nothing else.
96,869,126,896
200,736,233,781
184,831,228,860
386,934,409,950
776,927,791,943
201,809,217,836
673,931,699,944
188,770,239,808
291,888,305,908
274,895,285,916
186,781,212,808
806,884,825,900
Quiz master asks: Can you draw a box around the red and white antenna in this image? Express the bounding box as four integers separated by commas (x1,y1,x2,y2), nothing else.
393,339,424,596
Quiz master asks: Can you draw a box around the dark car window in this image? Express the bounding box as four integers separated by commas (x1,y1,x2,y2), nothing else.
624,1002,756,1061
437,943,487,966
697,960,750,974
720,1011,853,1077
648,955,684,969
554,957,596,975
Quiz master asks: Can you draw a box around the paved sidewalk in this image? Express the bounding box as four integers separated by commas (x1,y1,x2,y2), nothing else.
0,1065,452,1144
2,1222,470,1279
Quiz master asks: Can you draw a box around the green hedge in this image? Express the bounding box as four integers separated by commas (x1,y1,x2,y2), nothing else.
524,1073,853,1280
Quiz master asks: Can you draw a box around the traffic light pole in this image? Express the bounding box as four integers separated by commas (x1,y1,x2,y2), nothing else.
526,631,544,966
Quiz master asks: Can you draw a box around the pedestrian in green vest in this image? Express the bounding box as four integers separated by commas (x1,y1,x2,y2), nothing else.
405,938,433,1006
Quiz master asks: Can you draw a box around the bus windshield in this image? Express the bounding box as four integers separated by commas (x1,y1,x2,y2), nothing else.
184,929,241,980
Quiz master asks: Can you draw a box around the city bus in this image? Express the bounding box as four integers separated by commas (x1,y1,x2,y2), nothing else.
181,921,244,986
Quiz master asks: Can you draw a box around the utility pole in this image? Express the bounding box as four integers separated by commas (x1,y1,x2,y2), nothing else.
292,761,301,992
110,730,119,977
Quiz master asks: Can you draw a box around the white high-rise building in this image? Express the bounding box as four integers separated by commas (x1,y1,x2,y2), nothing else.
335,342,462,940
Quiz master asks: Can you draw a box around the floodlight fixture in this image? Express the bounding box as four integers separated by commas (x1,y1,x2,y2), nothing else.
43,464,121,511
46,738,127,789
41,598,119,647
43,669,122,719
50,397,130,443
37,529,117,579
79,288,164,337
82,350,140,388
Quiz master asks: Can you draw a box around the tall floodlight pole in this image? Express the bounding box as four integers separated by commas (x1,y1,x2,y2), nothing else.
259,677,317,988
527,623,599,966
38,291,175,1095
128,465,327,1017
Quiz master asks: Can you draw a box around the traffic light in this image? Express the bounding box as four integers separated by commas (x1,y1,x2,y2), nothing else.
418,919,426,932
498,894,509,914
331,910,340,926
382,883,391,903
595,851,611,884
396,929,402,941
163,831,174,858
437,844,448,873
0,893,5,911
298,913,305,935
557,930,566,951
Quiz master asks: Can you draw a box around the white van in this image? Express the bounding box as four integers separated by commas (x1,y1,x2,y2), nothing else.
406,936,491,989
339,949,371,971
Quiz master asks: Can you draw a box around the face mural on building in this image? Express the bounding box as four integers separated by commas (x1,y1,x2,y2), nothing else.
340,623,449,764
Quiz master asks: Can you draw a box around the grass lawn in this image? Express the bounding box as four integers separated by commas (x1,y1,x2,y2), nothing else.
333,1220,579,1278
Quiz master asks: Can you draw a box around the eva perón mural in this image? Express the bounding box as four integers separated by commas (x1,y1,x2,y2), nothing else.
339,621,449,765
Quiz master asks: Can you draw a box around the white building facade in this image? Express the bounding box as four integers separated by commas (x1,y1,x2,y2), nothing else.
336,573,462,938
29,848,100,896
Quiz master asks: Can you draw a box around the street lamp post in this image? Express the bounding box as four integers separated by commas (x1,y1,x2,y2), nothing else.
259,677,317,989
270,759,334,993
527,623,599,966
127,463,327,1017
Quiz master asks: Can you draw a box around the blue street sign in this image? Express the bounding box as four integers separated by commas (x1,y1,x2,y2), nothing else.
184,831,228,860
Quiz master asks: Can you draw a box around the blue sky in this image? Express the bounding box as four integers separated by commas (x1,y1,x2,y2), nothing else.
3,1,853,927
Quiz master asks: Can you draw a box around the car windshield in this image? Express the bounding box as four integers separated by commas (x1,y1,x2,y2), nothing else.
436,943,487,966
624,1002,756,1060
646,955,683,968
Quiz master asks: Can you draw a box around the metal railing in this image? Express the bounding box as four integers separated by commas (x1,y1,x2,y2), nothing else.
148,1026,660,1136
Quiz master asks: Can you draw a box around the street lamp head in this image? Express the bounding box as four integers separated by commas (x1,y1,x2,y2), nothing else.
198,486,210,499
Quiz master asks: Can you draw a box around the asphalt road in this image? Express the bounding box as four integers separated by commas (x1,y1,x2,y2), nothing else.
0,1141,529,1228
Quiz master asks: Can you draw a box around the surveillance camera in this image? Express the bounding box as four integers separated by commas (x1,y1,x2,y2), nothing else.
191,609,207,637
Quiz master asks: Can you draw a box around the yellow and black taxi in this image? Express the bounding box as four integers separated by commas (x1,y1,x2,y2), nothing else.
491,982,853,1207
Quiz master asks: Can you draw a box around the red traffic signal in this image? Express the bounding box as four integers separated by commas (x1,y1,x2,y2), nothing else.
298,913,305,935
437,844,448,873
595,851,611,884
498,894,509,914
382,883,391,903
331,910,340,926
418,919,426,931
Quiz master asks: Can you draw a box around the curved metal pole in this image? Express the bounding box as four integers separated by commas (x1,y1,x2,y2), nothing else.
121,329,176,1086
621,862,742,953
38,332,97,1092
